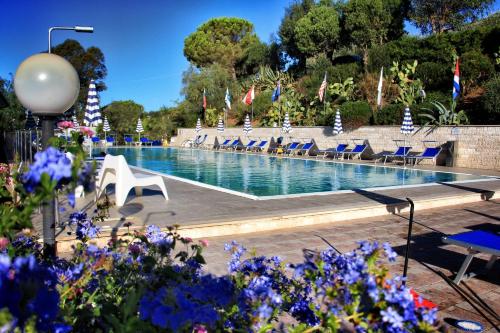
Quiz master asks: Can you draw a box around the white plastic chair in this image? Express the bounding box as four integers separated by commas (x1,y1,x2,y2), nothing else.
96,154,169,207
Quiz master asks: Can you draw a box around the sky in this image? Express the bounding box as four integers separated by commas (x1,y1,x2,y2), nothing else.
1,0,499,111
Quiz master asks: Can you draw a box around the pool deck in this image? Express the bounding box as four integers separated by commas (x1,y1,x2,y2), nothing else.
53,158,500,244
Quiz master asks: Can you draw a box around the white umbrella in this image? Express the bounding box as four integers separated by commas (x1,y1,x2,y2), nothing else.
401,107,414,166
281,112,292,134
83,80,102,126
217,116,224,133
195,118,202,133
136,118,144,141
72,115,80,131
243,114,252,136
333,109,343,135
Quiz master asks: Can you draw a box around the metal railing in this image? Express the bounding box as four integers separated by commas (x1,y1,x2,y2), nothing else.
1,130,42,164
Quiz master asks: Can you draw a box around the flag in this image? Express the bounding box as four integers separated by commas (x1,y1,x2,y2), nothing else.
272,81,281,102
318,72,327,102
242,86,255,105
202,88,207,110
224,88,231,110
377,67,384,107
452,58,460,100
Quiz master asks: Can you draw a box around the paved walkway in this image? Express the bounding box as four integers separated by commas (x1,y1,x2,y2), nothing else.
200,200,500,332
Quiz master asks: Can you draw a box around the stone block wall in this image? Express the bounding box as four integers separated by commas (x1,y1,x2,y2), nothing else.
174,126,500,170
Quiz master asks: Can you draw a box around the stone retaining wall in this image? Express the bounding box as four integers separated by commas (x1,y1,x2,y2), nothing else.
174,126,500,170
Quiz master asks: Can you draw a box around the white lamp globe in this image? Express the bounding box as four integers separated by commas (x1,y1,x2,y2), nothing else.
14,53,80,116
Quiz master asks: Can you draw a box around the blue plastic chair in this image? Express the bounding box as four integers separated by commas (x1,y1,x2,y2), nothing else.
91,137,100,143
243,140,257,151
298,142,314,156
253,140,268,152
409,147,442,165
383,146,411,164
316,143,349,159
285,142,300,155
442,230,499,284
343,144,367,160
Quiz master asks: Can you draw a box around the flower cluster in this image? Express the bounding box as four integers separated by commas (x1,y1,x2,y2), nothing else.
57,121,74,129
0,254,70,332
21,147,72,193
79,126,94,138
69,211,101,241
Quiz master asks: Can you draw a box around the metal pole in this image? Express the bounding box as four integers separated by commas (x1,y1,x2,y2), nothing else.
402,197,415,286
251,103,254,122
40,116,56,257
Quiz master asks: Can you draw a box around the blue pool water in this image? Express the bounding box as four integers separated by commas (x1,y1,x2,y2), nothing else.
99,147,486,198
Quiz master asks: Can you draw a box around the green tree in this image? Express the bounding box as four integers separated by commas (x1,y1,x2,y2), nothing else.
103,101,144,142
294,6,341,59
236,40,284,77
278,0,315,73
0,75,24,131
184,17,259,79
144,107,176,139
344,0,392,68
409,0,494,34
181,63,236,122
52,39,107,118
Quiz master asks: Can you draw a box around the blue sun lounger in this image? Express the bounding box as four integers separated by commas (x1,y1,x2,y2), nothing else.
316,143,348,159
442,230,499,285
225,139,240,150
382,146,411,164
124,136,133,145
243,140,257,151
284,142,301,155
106,136,115,146
408,147,442,166
297,142,314,156
252,140,268,152
217,139,231,149
343,144,367,160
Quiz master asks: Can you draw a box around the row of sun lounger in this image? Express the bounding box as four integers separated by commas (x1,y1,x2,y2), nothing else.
205,137,443,166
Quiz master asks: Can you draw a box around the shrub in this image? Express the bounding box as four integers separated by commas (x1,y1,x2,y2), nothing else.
330,62,362,83
415,91,451,125
460,50,495,93
481,74,500,122
375,103,404,125
415,62,450,92
340,101,372,128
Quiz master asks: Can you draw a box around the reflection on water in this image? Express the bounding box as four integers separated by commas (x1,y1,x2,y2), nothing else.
96,147,484,197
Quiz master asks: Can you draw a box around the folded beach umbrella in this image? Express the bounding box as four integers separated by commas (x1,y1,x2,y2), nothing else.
72,115,80,131
400,107,414,166
83,80,102,126
136,118,144,141
103,116,111,134
333,109,343,135
25,110,37,130
217,116,224,133
281,112,292,134
243,114,252,136
195,118,202,133
401,107,414,135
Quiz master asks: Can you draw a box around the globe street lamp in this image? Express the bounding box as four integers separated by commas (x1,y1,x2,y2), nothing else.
48,26,94,53
14,53,80,256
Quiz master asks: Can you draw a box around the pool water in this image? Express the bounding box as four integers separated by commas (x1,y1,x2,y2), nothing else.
99,147,486,198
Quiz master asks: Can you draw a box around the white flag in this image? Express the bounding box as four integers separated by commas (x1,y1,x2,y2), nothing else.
377,67,383,107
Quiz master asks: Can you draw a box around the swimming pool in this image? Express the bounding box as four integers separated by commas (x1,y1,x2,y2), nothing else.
99,147,488,199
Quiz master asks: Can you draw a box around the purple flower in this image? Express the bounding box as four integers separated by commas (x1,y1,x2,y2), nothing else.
22,147,72,193
383,242,398,262
381,306,404,330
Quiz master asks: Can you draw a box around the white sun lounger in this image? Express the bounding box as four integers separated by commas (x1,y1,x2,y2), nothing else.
96,154,169,207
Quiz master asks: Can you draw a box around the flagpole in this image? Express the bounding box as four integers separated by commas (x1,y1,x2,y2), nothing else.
251,103,254,122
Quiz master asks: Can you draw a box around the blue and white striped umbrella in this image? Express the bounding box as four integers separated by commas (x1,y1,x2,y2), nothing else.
103,116,111,132
136,118,144,133
243,114,252,135
83,80,102,126
195,118,202,133
25,110,37,130
281,112,292,134
217,116,224,133
400,107,414,135
72,115,80,131
333,109,343,135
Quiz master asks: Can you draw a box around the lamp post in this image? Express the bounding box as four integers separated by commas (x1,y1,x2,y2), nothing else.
14,53,80,256
48,26,94,53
